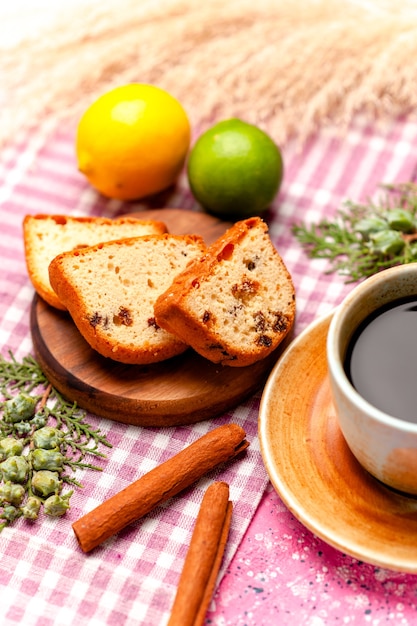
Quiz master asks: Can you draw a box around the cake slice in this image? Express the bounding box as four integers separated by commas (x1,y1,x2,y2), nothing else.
48,234,206,364
23,214,168,310
154,217,295,367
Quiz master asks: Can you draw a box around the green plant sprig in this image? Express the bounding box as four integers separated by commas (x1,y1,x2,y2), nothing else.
292,182,417,282
0,353,46,394
41,388,111,457
0,351,112,530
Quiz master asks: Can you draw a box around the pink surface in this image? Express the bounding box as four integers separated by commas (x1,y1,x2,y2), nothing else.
210,485,417,625
1,113,417,624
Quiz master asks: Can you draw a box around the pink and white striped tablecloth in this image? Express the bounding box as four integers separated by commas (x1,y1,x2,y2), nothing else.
1,113,417,625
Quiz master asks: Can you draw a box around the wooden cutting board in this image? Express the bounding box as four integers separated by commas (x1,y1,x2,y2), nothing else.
30,208,285,428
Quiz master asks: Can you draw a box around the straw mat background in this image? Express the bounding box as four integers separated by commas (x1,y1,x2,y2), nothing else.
1,0,417,148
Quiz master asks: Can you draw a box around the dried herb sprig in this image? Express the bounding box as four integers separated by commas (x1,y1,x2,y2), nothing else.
292,182,417,282
0,351,112,530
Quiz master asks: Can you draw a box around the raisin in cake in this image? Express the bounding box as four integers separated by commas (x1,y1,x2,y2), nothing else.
48,234,206,364
23,214,168,310
154,217,295,367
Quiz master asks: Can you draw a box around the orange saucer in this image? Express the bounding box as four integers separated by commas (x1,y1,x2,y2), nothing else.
259,311,417,573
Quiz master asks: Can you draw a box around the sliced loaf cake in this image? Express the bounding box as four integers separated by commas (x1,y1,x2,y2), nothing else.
48,234,206,364
23,214,168,310
154,217,295,367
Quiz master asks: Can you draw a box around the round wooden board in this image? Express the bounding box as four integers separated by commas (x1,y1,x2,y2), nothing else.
30,208,283,428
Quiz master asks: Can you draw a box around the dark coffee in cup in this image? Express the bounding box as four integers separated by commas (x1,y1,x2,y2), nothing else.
344,295,417,423
327,264,417,495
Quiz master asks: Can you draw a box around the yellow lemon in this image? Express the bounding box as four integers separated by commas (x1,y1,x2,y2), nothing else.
76,84,191,201
187,118,283,219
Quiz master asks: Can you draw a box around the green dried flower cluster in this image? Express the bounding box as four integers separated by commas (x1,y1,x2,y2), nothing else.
292,183,417,282
0,352,112,530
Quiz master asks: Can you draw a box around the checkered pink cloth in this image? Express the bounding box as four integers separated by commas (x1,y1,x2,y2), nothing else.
1,113,417,625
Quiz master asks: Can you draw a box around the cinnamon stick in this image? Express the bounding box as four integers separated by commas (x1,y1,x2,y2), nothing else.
72,423,248,552
193,499,233,626
167,481,233,626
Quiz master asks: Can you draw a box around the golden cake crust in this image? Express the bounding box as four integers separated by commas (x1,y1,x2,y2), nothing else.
23,214,168,310
154,217,296,367
49,233,206,364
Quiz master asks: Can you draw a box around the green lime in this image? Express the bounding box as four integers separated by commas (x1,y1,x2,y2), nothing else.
187,118,283,219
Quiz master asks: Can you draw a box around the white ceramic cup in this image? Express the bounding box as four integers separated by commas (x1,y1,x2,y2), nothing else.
327,264,417,495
